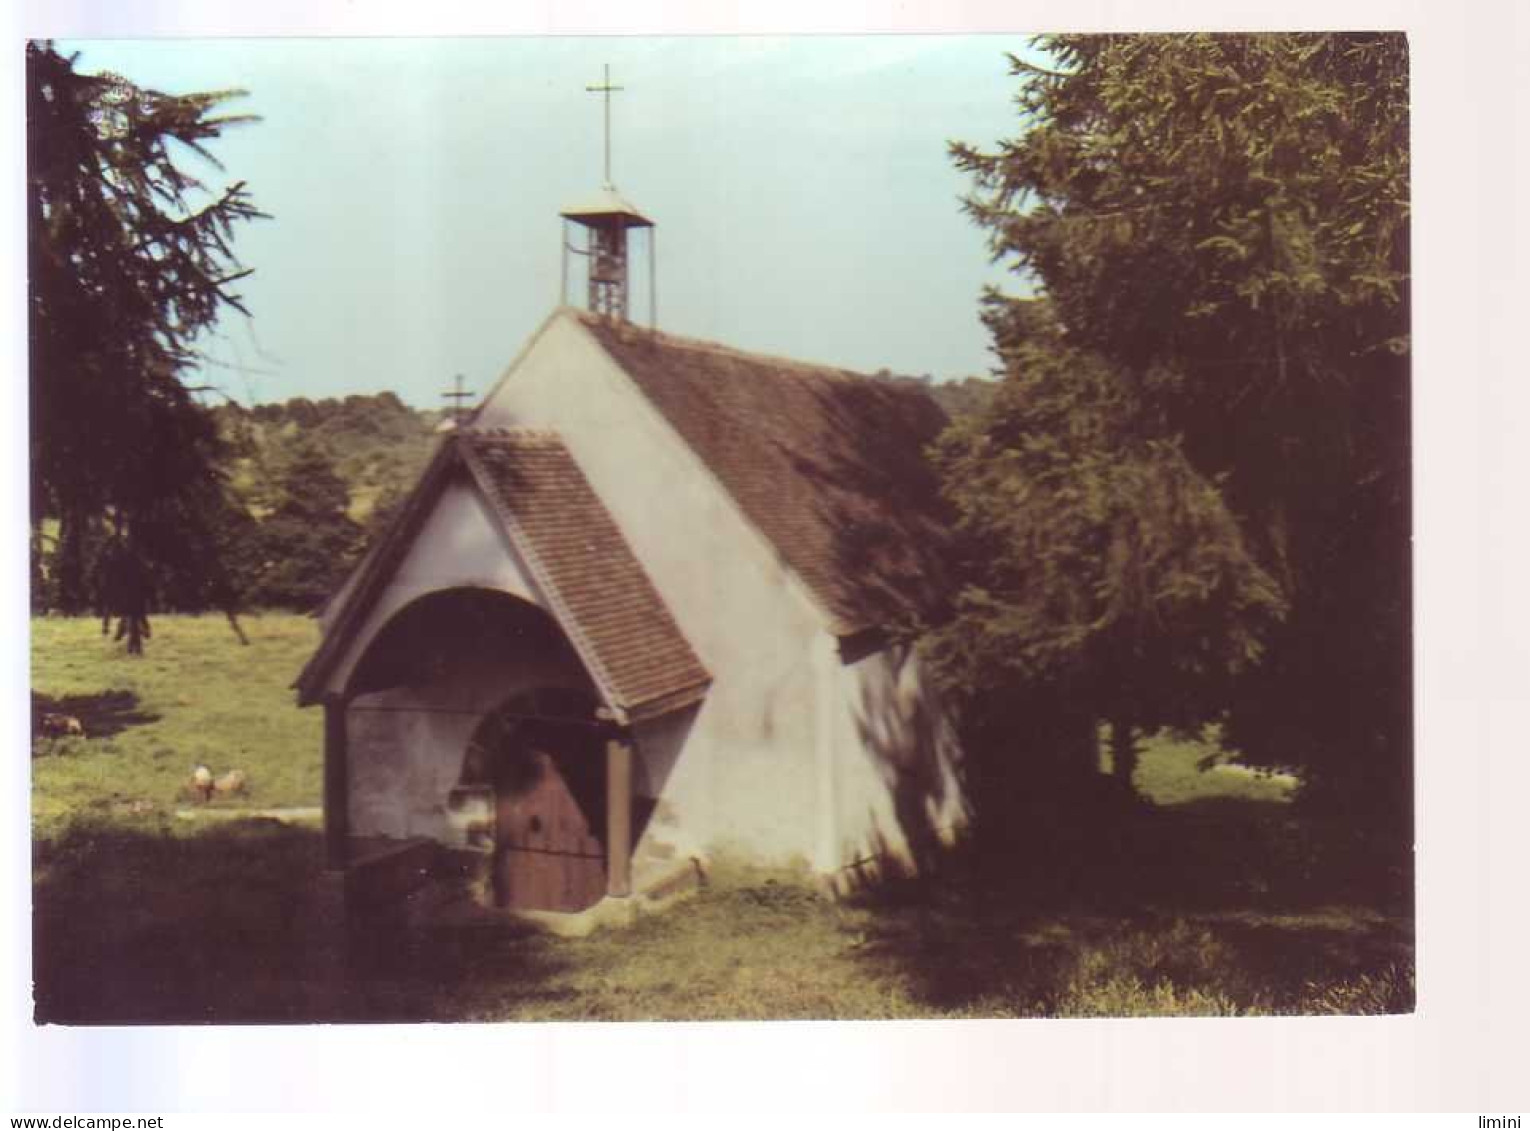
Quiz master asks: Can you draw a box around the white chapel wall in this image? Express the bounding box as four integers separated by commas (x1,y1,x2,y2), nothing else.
824,636,970,881
476,316,828,869
323,471,542,699
332,470,595,845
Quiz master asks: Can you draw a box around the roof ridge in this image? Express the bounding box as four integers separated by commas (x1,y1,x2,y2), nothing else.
461,426,564,444
572,310,904,388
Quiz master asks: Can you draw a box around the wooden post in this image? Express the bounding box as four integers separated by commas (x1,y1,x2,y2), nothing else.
606,737,633,898
323,696,350,871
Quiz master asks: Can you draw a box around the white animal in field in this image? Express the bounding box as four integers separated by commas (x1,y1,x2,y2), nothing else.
189,765,214,803
39,713,84,737
214,769,247,797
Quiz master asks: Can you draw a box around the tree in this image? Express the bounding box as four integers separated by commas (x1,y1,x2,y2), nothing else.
363,481,411,541
245,445,365,612
27,41,264,643
944,34,1410,828
931,303,1285,799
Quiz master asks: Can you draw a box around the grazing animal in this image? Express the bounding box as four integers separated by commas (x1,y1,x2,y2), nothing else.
214,769,247,797
189,765,214,803
39,713,84,738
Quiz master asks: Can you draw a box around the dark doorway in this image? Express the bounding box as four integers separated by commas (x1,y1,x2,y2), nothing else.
471,689,610,913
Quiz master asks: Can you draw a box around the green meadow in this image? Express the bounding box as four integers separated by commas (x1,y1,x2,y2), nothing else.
30,614,322,838
30,614,1412,1023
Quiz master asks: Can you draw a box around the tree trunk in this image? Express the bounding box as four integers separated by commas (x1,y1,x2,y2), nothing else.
224,608,250,646
54,509,92,614
1111,717,1138,794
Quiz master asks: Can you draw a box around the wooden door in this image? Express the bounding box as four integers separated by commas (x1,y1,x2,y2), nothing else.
493,747,607,912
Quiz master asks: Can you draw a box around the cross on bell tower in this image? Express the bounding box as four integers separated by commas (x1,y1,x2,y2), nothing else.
559,64,656,326
588,63,621,190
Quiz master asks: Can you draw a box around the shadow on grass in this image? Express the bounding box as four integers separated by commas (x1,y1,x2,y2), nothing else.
840,793,1414,1017
32,817,570,1025
32,689,160,747
32,792,1415,1023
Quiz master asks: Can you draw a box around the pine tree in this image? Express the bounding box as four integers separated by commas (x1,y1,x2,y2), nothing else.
245,446,365,612
941,34,1410,830
27,41,265,647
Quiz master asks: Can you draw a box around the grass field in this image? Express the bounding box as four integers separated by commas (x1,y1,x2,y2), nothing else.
30,613,321,837
30,614,1413,1023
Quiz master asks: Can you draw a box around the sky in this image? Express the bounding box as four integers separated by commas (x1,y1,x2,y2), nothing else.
57,36,1038,411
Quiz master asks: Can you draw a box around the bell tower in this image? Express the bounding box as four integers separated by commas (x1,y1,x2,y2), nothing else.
559,65,655,326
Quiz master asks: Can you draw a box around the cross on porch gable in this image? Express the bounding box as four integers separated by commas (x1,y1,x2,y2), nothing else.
442,373,475,425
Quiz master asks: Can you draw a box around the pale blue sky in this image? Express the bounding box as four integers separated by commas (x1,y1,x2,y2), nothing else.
59,36,1039,410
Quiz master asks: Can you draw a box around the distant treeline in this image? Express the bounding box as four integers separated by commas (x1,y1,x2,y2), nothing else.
214,392,443,527
876,371,997,422
223,374,990,611
32,393,442,618
199,393,441,612
35,377,990,620
217,376,991,528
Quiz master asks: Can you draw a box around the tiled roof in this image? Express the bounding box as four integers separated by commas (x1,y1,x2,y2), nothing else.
300,313,954,714
459,430,710,721
577,314,953,635
295,430,709,721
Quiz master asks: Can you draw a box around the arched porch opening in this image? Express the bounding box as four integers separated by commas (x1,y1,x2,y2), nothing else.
345,585,592,704
334,586,636,915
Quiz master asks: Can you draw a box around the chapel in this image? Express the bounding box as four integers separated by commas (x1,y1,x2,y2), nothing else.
295,78,969,920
